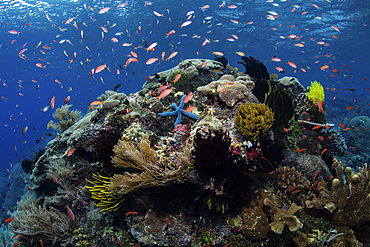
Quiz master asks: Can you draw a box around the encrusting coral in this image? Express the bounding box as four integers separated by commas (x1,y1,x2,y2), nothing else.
47,104,81,132
234,103,274,142
264,198,303,234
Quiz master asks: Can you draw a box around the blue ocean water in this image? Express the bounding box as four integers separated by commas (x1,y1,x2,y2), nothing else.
0,0,368,175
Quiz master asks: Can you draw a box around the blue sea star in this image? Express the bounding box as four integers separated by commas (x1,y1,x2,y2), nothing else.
158,95,199,128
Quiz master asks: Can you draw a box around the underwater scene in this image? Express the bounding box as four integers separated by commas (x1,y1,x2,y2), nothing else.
0,0,369,246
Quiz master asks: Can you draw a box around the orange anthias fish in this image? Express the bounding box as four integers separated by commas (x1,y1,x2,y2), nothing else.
183,92,193,103
212,51,224,56
166,52,178,60
318,100,325,113
287,61,297,68
157,88,172,101
65,205,75,221
4,218,14,223
146,57,159,65
66,147,76,157
95,64,107,73
64,96,70,104
184,106,195,114
173,73,181,83
50,96,55,109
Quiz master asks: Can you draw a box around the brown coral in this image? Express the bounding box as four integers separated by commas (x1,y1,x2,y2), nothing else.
110,134,187,195
304,159,369,232
240,191,271,240
10,194,73,246
197,74,258,107
276,166,310,192
47,104,81,132
264,198,303,234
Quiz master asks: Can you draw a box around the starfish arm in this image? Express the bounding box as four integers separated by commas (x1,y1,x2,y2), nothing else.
158,110,177,117
174,111,183,128
178,95,186,109
180,109,199,121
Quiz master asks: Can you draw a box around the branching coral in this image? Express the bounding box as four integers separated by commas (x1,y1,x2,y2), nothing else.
47,104,81,132
85,173,125,212
276,166,310,192
110,134,187,195
10,194,73,245
264,198,303,234
234,103,274,142
306,80,324,104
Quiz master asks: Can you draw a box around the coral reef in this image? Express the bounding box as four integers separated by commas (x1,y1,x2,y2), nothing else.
234,103,274,142
9,58,369,247
47,104,81,132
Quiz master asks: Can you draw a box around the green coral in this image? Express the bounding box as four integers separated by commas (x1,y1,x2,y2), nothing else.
234,103,274,142
168,69,189,87
306,80,324,104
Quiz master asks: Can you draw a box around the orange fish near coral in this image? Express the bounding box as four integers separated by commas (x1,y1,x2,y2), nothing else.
157,88,172,101
4,218,14,223
183,92,193,103
295,148,306,153
146,57,159,65
173,73,181,83
66,147,76,157
65,205,75,221
50,96,55,109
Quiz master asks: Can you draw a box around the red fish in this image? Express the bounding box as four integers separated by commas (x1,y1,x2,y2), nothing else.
295,148,306,153
126,211,138,215
66,148,76,157
173,73,181,83
157,88,172,101
65,205,75,221
50,96,55,109
4,218,14,223
64,96,70,104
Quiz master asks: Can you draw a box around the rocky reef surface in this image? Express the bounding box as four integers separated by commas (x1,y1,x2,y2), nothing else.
5,58,369,247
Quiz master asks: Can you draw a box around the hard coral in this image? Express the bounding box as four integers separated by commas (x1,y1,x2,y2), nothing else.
304,159,369,236
264,198,303,234
234,103,274,142
276,166,310,192
197,74,257,107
